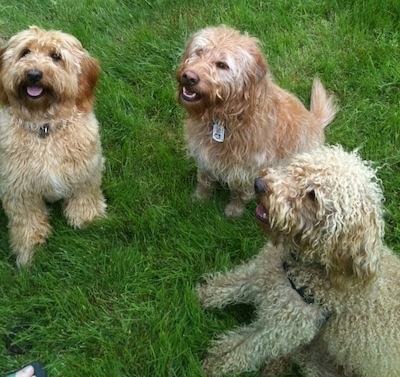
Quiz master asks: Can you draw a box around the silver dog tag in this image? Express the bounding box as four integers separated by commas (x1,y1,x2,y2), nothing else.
212,121,225,142
39,124,49,138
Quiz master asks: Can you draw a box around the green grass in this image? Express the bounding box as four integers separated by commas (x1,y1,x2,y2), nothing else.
0,0,399,375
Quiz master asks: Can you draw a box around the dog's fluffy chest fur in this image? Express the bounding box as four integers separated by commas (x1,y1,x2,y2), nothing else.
0,109,103,201
184,117,270,186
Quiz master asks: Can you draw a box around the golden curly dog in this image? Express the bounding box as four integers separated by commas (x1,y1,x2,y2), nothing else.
197,145,400,376
0,26,106,267
176,25,337,217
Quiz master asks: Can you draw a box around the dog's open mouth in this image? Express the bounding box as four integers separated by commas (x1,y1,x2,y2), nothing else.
255,204,269,224
26,86,44,99
181,86,202,102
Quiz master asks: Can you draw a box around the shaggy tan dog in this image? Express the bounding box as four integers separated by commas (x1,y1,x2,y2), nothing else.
0,26,106,266
197,145,400,376
176,25,337,217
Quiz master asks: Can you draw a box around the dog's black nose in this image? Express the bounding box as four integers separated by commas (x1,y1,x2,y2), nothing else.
254,177,267,195
26,69,43,83
182,70,199,86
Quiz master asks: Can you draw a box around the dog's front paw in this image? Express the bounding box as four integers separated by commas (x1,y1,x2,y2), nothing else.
193,185,213,202
10,219,52,268
202,354,225,377
196,283,216,309
202,328,266,376
15,245,38,268
201,343,249,377
260,357,293,377
64,193,106,228
196,283,207,304
196,280,231,309
224,201,245,217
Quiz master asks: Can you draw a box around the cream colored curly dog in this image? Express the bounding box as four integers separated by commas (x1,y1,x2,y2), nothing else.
0,26,106,266
197,145,400,376
176,25,337,217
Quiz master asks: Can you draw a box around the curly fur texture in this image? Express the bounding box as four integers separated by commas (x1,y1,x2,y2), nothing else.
197,145,400,376
0,26,106,266
176,25,337,217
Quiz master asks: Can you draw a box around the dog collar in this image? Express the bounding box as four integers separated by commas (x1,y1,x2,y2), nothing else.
39,124,50,138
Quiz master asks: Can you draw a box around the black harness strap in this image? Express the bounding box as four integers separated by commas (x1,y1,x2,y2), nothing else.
283,261,315,305
283,261,332,322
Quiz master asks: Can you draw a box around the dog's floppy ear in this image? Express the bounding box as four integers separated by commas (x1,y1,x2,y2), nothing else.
241,32,268,83
328,211,382,289
0,47,9,105
179,33,198,67
239,49,268,116
76,52,101,112
253,49,267,83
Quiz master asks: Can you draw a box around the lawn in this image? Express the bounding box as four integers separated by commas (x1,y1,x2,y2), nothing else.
0,0,399,376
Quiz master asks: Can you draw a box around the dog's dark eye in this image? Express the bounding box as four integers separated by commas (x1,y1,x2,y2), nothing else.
20,49,30,58
216,61,229,70
51,53,61,62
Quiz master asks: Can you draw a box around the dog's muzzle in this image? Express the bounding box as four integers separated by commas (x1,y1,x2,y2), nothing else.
25,69,44,98
180,70,202,102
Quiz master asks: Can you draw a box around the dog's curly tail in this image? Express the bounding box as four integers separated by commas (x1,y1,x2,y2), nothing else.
310,78,338,128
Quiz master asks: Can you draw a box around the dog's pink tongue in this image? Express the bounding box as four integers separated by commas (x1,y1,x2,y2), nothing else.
256,204,268,219
27,86,43,97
